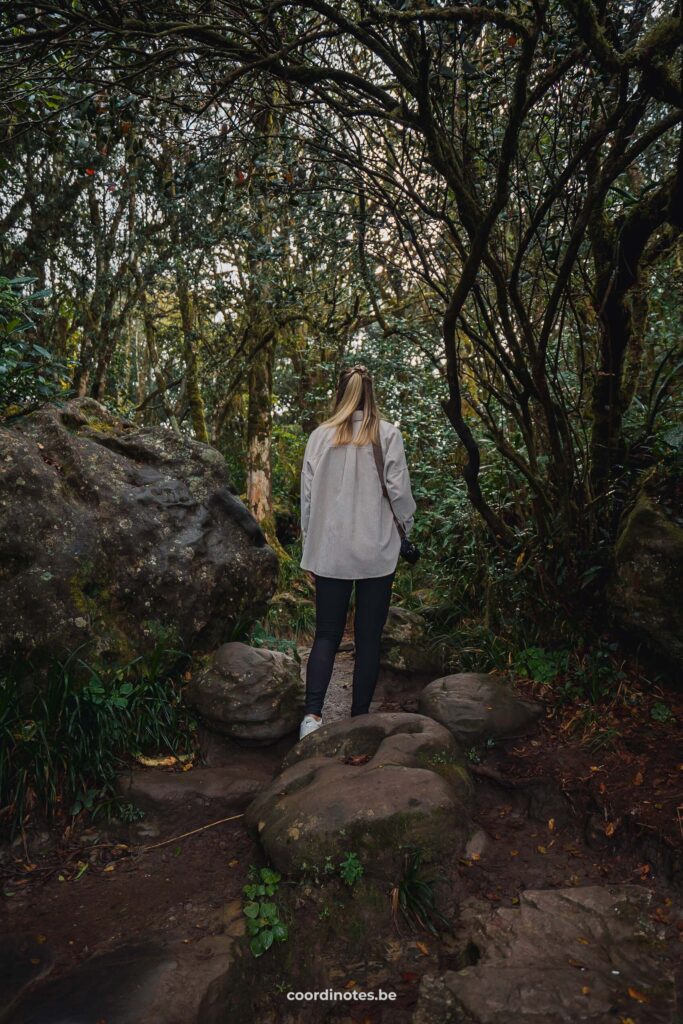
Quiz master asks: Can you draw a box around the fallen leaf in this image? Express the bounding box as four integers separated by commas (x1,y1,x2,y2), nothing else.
633,771,643,786
537,845,547,854
627,986,649,1003
548,818,555,831
136,755,177,768
343,754,371,766
415,941,430,955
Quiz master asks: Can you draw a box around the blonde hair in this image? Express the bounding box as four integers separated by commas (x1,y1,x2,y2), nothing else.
319,364,383,446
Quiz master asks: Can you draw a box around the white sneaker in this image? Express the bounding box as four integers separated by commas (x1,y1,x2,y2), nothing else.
299,714,323,740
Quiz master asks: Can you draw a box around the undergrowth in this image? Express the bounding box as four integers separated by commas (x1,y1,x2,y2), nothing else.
0,636,196,838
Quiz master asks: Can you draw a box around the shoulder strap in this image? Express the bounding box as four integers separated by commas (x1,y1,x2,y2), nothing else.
372,439,407,540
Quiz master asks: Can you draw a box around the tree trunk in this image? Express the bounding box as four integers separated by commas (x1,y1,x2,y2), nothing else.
177,276,209,444
246,336,274,524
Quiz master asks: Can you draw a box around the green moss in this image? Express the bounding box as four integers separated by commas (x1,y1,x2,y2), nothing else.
68,560,96,615
416,750,474,796
66,561,137,661
82,419,117,434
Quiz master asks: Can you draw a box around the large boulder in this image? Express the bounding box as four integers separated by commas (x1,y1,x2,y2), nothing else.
412,885,677,1024
244,712,475,877
0,399,278,672
184,641,304,743
608,466,683,666
418,673,544,746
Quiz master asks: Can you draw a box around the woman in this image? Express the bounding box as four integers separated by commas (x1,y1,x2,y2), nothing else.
298,364,417,739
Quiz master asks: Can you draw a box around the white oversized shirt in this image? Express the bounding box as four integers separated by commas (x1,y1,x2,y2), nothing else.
300,410,417,579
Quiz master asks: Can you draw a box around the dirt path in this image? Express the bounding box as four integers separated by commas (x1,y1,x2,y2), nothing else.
2,645,681,1023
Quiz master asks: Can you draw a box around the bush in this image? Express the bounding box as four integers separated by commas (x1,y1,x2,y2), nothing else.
0,641,196,838
0,275,71,417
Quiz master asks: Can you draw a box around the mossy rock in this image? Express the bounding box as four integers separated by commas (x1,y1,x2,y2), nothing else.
0,398,279,677
608,468,683,666
379,606,455,675
244,712,474,879
418,673,544,745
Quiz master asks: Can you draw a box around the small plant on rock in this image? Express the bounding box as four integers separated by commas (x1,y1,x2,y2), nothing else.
242,866,289,957
338,851,363,886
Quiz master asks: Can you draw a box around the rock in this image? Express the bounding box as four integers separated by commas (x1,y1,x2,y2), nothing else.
379,606,453,675
115,764,272,823
463,828,490,861
184,642,304,743
418,673,544,745
608,467,683,666
243,712,474,877
0,934,55,1019
0,399,278,674
2,935,237,1024
412,885,677,1024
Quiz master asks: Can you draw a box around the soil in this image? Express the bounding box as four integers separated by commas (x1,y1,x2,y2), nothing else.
2,633,681,1023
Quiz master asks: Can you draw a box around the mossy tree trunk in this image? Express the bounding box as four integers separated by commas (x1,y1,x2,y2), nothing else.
587,169,678,505
177,275,209,444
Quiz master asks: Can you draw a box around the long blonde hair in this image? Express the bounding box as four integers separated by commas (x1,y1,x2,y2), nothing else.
319,364,383,446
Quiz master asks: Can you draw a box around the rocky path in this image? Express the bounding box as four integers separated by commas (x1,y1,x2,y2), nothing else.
2,645,681,1024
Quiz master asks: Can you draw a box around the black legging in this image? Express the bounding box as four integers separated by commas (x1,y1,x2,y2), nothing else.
304,570,396,718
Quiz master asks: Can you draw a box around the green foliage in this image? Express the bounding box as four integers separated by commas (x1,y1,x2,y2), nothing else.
295,849,364,888
391,847,451,937
243,866,289,957
0,640,196,837
511,641,627,704
338,851,364,887
650,701,675,724
513,646,571,685
247,620,300,658
0,276,71,416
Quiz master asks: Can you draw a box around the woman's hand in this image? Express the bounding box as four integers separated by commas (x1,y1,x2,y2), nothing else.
305,570,316,585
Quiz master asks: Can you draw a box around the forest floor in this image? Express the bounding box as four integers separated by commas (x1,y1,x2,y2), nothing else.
2,630,681,1022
